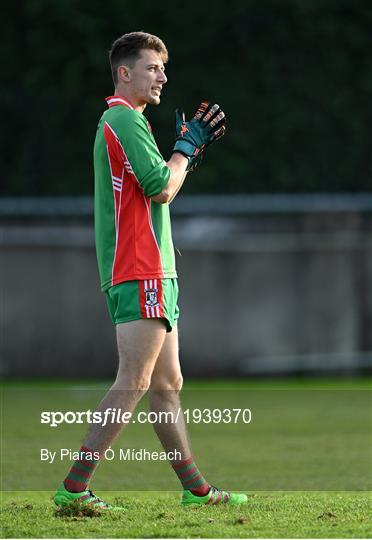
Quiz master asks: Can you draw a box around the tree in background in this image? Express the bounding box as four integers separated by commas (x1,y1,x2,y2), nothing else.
2,0,372,195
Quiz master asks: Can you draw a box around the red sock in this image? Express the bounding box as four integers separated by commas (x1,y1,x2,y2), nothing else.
171,456,210,496
63,446,100,493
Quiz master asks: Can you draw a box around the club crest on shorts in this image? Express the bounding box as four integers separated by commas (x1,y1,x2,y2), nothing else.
145,288,158,306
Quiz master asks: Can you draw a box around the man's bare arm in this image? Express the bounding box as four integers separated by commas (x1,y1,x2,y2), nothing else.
151,153,188,204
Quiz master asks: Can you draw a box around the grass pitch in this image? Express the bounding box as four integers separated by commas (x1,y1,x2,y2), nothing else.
1,490,371,538
1,377,371,538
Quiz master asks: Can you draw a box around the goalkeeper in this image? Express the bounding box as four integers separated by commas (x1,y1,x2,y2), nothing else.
54,31,247,510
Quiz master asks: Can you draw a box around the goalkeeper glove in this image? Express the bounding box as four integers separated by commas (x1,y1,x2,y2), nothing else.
173,101,226,163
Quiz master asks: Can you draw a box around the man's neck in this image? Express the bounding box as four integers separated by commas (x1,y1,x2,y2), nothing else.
113,89,146,113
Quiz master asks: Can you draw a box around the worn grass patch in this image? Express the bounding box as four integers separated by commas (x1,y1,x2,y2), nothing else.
54,499,104,519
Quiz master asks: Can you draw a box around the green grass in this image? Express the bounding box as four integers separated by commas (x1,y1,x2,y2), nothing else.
1,490,371,538
1,377,371,537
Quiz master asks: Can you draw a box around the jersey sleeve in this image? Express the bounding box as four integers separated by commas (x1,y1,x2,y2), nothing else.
116,111,170,197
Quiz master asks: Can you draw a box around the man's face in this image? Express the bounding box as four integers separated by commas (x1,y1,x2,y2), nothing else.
127,49,167,106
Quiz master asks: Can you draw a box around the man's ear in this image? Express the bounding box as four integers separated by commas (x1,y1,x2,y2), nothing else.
118,65,131,83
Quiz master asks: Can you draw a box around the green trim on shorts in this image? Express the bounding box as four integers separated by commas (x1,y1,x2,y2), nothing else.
105,278,179,332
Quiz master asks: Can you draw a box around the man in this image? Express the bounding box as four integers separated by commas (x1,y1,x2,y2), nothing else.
54,31,247,509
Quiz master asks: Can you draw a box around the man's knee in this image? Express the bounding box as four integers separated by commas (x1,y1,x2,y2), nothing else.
133,374,153,391
150,373,183,392
171,374,183,393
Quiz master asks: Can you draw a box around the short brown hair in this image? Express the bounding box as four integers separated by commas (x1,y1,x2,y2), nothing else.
109,31,168,85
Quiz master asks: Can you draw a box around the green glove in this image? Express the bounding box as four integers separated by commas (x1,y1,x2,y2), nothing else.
173,101,226,160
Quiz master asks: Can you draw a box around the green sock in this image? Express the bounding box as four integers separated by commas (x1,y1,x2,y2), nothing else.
171,456,210,496
63,446,100,493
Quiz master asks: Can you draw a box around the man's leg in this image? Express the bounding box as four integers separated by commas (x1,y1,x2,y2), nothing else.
149,326,248,506
149,326,210,495
83,319,166,452
55,319,166,506
149,326,192,458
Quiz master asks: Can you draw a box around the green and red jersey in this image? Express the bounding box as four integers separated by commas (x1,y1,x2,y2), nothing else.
94,96,177,291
